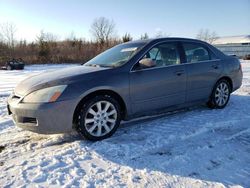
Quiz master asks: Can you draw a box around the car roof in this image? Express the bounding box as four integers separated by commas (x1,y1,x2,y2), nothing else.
124,37,227,58
129,37,206,44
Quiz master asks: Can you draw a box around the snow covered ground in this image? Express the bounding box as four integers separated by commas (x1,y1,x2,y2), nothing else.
0,62,249,187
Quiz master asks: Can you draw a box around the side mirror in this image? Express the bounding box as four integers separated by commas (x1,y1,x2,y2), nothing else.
139,58,156,68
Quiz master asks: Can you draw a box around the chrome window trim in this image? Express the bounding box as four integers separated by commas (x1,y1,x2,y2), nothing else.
130,40,221,73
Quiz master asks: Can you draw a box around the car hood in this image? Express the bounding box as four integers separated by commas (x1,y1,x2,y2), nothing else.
14,65,107,96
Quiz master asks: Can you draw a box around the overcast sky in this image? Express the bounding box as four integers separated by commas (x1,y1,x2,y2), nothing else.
0,0,249,42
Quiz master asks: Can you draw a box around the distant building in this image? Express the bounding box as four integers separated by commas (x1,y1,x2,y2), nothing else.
213,35,250,58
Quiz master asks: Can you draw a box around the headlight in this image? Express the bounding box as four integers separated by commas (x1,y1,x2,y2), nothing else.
22,85,67,103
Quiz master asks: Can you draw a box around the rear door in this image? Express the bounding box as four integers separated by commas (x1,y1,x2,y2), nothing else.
182,42,222,102
129,42,187,114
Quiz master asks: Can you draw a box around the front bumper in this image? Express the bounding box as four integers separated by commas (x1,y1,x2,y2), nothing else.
7,96,77,134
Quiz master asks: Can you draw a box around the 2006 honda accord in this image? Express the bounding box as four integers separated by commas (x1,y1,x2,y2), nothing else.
7,38,243,140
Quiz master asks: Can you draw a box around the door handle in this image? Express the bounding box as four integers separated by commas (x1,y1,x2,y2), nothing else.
175,70,184,76
212,64,219,69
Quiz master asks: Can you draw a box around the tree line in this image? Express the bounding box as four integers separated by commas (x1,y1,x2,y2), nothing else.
0,17,218,66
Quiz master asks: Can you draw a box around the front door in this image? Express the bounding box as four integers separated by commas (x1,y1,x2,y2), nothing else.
129,42,187,114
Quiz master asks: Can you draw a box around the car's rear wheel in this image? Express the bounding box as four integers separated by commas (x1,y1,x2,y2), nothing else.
207,79,231,109
76,95,121,141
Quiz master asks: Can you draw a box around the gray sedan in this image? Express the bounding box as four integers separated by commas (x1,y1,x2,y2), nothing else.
7,38,243,141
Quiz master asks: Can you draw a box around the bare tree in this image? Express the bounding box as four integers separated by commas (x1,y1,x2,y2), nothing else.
0,22,17,58
66,31,76,41
0,22,17,49
0,32,3,43
155,32,171,38
122,33,133,42
45,32,59,43
90,17,116,45
140,33,149,40
208,31,219,44
196,29,219,44
36,30,59,42
154,29,171,38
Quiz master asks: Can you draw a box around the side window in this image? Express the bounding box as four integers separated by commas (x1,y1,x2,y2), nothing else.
140,43,180,69
148,48,162,60
183,43,211,63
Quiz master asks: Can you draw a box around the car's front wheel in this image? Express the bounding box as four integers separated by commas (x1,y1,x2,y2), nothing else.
76,95,121,141
207,79,231,109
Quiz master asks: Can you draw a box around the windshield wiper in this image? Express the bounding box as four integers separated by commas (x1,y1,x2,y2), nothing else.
85,64,100,67
85,63,117,68
98,64,116,68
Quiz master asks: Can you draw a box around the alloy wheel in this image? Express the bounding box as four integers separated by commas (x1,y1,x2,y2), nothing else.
214,82,229,107
84,100,117,137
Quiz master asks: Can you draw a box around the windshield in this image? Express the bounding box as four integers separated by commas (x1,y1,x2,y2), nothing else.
84,42,146,68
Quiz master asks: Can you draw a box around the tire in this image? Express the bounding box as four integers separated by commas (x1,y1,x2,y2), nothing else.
207,79,231,109
7,65,12,70
76,95,121,141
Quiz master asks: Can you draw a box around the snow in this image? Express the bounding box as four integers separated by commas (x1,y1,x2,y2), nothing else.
0,61,250,187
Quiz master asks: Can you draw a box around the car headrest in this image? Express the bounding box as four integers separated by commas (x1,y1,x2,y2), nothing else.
160,48,176,59
193,49,205,57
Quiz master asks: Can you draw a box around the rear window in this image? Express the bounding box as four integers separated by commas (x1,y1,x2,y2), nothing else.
183,43,216,63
